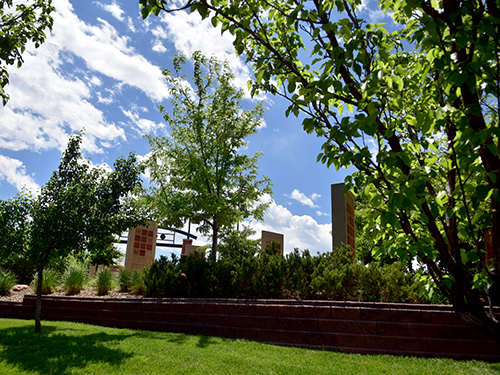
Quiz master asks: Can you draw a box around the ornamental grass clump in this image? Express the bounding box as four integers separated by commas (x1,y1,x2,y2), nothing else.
130,269,145,295
118,267,132,292
32,269,59,295
62,264,87,295
95,268,114,296
0,269,17,296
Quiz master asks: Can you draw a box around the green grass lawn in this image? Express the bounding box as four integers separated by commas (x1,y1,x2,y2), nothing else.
0,319,498,375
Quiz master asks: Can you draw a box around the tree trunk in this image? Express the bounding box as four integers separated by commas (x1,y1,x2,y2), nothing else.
210,215,218,259
35,266,43,332
454,300,500,343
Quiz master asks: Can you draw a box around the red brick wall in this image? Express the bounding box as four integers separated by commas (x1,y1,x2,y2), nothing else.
1,296,498,360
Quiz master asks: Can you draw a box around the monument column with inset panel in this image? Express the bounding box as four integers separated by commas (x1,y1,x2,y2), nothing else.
125,221,158,270
261,230,284,256
331,183,356,254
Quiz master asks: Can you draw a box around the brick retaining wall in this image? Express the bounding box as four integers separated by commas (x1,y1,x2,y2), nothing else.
1,295,498,360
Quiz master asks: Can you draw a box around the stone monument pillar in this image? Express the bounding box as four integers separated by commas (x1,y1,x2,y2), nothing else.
181,239,203,258
124,221,158,270
331,183,356,253
261,230,284,256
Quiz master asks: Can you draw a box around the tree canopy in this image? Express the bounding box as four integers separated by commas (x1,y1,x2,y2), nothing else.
142,51,272,258
140,0,500,342
0,0,55,105
0,132,144,331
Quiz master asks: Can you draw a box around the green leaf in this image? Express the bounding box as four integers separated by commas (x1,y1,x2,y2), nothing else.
460,248,468,265
487,172,498,184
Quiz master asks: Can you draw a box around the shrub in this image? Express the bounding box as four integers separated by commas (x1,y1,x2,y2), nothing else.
62,264,87,295
144,254,184,298
310,246,358,300
0,253,35,285
32,269,60,294
284,249,317,299
142,242,427,304
0,269,17,296
118,267,132,292
95,268,114,296
356,263,382,302
130,269,145,295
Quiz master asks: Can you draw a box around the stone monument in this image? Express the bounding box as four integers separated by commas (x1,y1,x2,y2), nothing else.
181,239,204,258
331,183,356,252
124,221,158,270
261,230,284,256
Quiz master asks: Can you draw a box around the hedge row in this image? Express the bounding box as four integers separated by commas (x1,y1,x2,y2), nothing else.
143,244,428,303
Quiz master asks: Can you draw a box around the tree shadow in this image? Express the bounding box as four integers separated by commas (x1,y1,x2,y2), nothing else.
131,329,222,349
132,329,226,349
0,323,134,374
196,335,218,348
131,330,190,345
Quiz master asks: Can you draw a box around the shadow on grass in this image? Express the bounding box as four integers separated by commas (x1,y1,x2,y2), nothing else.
196,335,219,348
129,327,228,350
131,329,222,349
0,323,134,374
132,329,190,345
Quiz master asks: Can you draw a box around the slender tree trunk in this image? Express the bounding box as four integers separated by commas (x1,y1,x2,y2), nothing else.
35,266,43,332
211,214,218,259
453,299,500,343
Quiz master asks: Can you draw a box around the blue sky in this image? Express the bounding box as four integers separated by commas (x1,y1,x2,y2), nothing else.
0,0,388,256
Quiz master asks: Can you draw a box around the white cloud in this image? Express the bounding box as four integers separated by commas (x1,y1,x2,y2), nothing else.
96,88,116,104
2,43,125,154
286,189,321,209
98,1,125,21
52,0,169,102
96,1,136,32
89,76,102,86
152,42,167,53
0,0,174,158
150,25,168,53
358,0,392,22
136,152,153,181
249,195,332,254
0,155,40,193
126,17,136,33
151,25,168,39
367,138,378,161
122,106,165,135
159,10,253,94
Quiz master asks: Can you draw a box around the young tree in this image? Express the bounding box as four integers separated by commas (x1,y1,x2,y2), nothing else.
218,225,261,260
0,0,55,105
0,133,144,331
143,51,272,259
139,1,500,341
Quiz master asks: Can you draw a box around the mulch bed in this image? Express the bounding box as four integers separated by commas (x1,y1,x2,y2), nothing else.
0,286,144,303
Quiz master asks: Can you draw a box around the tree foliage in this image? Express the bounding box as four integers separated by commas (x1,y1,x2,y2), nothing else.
140,0,500,341
0,0,55,105
142,51,272,258
0,133,144,331
217,225,261,260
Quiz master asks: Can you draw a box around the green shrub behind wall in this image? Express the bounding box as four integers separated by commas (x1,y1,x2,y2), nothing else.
143,244,426,303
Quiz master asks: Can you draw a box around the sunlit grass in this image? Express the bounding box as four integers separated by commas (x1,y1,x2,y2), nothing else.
0,319,498,374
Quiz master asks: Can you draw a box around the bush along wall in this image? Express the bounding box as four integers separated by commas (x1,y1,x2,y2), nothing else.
143,244,429,303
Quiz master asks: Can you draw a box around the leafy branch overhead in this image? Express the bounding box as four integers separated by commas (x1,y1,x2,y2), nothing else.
0,0,55,105
142,51,272,258
140,0,500,343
